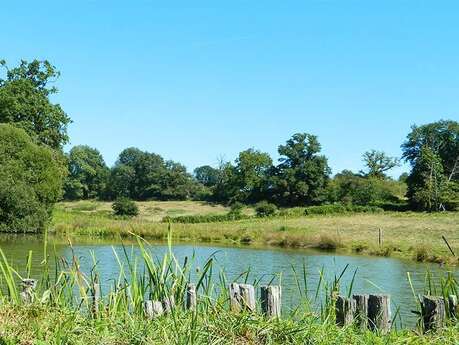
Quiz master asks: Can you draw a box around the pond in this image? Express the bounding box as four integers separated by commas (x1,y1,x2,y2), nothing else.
0,234,457,328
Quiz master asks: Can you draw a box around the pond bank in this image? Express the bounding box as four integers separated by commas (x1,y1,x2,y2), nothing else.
51,207,459,265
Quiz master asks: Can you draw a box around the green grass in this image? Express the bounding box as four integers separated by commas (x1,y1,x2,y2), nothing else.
0,233,457,344
51,201,459,265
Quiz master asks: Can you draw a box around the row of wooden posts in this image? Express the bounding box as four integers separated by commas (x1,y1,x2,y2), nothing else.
20,279,457,333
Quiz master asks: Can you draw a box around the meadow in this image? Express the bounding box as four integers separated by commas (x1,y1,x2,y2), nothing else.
52,200,459,265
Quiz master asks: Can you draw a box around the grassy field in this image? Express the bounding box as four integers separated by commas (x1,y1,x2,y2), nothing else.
52,200,459,265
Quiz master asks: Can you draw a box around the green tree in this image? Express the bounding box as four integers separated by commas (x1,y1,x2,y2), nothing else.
233,148,272,203
64,145,109,200
272,133,331,206
194,165,219,187
0,124,65,233
402,120,459,210
362,150,400,178
0,60,71,150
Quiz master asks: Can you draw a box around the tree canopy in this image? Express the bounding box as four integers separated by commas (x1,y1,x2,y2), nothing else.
0,59,71,150
64,145,110,200
0,124,65,232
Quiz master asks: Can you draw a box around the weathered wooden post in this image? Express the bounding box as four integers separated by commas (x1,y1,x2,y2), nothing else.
91,278,100,317
186,283,197,310
260,285,281,318
368,294,391,333
335,295,355,326
144,300,164,318
448,295,457,319
352,294,369,329
229,283,255,312
422,296,446,331
162,295,176,313
20,278,37,304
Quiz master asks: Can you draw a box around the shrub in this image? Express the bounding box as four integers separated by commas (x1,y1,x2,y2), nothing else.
316,234,342,250
162,213,249,224
278,207,306,217
303,204,383,215
0,124,65,233
254,201,278,217
228,202,244,217
112,198,139,217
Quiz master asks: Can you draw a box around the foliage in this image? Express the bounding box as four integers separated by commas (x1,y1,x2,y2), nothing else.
406,146,450,211
254,201,278,217
112,197,139,217
0,59,71,150
64,145,109,200
194,165,219,187
228,201,244,217
108,147,201,201
361,150,400,178
0,124,65,232
303,204,383,215
326,170,405,206
402,120,459,211
162,212,249,223
271,133,331,206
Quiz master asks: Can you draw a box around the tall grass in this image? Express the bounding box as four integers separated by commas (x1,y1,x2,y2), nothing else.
0,233,457,344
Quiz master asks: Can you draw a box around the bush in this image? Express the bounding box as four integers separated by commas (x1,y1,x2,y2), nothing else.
0,124,65,233
112,198,139,217
162,213,249,224
303,204,383,215
228,202,244,217
255,201,277,217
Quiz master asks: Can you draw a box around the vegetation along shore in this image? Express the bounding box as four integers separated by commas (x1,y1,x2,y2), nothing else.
52,200,459,265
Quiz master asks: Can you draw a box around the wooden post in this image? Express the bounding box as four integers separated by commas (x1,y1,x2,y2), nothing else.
91,279,100,317
144,300,164,318
336,295,355,326
162,295,176,313
229,283,241,312
353,294,369,329
422,296,446,331
20,278,37,304
368,294,391,333
229,283,255,312
448,295,457,319
239,284,256,312
186,283,197,310
260,285,281,318
378,228,382,247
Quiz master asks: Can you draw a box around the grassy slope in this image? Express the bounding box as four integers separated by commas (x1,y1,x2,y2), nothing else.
52,201,459,264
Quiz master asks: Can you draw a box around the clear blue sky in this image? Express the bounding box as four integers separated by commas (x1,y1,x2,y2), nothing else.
2,1,458,177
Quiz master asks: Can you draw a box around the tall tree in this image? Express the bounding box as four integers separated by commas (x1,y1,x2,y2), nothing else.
362,150,400,178
233,148,272,203
272,133,331,206
0,124,65,232
194,165,219,187
0,60,71,150
64,145,109,200
402,120,459,210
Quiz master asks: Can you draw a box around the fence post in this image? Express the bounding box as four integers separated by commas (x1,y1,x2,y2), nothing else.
353,294,369,329
162,295,176,313
448,295,457,319
20,278,37,304
260,285,281,318
186,283,197,311
144,300,164,319
422,296,446,332
336,295,355,326
368,294,391,333
229,283,255,312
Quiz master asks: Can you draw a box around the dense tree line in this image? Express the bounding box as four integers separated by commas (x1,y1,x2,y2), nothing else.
0,58,458,233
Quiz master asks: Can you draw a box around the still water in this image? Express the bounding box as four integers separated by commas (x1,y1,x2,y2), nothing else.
0,234,457,327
